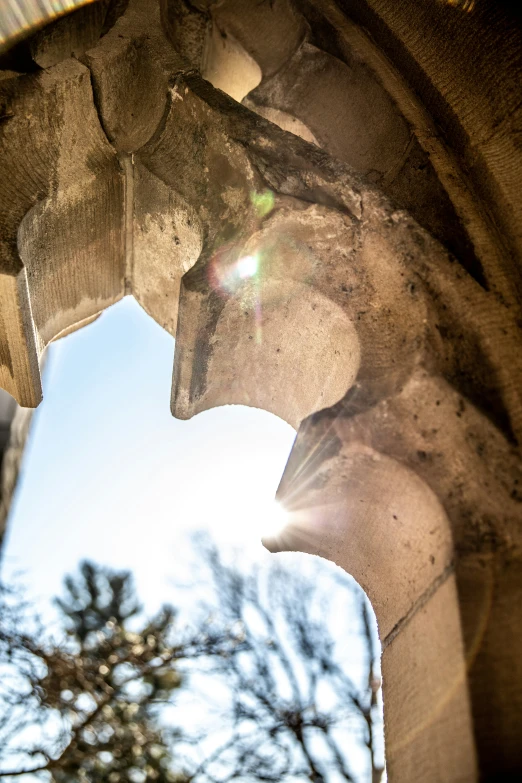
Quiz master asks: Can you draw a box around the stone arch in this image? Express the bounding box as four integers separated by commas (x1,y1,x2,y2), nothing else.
201,19,261,104
131,163,203,336
197,0,489,292
173,276,361,428
1,1,522,780
17,185,124,353
268,438,476,781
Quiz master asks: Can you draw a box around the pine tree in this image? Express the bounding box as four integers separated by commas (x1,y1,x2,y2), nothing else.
0,551,383,783
42,561,186,782
0,562,204,782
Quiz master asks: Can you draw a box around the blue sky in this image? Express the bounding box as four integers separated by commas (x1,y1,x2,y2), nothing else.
1,296,297,617
0,295,383,781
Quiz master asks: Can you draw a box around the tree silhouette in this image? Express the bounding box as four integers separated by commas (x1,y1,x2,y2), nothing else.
179,539,384,783
0,561,239,782
0,546,384,782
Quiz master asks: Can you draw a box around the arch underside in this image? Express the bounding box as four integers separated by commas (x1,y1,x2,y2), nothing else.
1,1,522,780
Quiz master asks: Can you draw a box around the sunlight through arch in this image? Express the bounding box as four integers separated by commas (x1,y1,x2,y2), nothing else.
1,297,297,607
0,294,385,782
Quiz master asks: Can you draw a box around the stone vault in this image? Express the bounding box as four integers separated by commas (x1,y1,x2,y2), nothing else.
1,0,522,780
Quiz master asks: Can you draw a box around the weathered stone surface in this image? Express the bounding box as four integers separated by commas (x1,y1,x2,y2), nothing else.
205,0,521,310
271,441,455,641
382,576,476,782
333,0,522,306
247,41,411,175
27,0,114,68
200,0,306,79
82,0,182,155
0,389,31,543
457,555,522,777
269,368,522,774
0,58,124,406
133,162,202,335
162,75,522,444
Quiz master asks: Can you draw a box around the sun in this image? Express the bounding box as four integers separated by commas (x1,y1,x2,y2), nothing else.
248,498,289,541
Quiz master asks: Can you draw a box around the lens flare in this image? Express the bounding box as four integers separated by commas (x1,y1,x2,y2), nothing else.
250,189,275,218
237,254,258,279
207,246,265,344
0,0,97,52
251,499,288,540
208,245,261,295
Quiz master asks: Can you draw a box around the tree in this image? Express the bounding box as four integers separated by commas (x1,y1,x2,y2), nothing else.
0,561,240,782
0,548,384,783
179,539,384,783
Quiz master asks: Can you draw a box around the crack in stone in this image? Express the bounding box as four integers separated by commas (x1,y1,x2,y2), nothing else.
381,561,455,650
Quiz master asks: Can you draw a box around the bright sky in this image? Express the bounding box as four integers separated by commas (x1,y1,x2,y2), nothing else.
0,295,384,782
1,296,297,616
